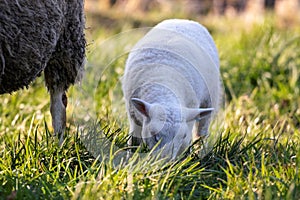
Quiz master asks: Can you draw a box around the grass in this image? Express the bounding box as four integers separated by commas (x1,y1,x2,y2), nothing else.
0,14,299,199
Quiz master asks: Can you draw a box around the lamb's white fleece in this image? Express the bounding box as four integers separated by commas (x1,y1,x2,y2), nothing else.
154,19,219,68
122,19,220,159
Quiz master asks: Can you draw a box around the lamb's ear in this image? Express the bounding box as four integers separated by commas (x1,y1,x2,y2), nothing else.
185,107,214,122
131,98,152,118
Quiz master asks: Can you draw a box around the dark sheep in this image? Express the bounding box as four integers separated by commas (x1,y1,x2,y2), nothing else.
0,0,86,144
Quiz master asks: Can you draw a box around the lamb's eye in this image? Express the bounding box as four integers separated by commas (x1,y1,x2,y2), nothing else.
150,131,156,136
154,134,160,142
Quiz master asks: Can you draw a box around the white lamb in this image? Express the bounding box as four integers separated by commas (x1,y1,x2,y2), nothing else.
122,19,220,160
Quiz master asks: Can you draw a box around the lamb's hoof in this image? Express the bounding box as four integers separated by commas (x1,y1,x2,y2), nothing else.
53,131,64,146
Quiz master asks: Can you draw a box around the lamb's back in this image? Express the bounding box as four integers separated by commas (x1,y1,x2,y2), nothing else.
153,19,219,68
123,19,220,108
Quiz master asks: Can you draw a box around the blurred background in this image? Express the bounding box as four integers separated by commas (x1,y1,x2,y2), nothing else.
81,0,300,112
84,0,300,32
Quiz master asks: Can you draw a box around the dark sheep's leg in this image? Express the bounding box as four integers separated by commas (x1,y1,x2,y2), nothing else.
50,89,67,145
45,0,85,146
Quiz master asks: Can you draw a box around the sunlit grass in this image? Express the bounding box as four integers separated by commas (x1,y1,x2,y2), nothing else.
0,15,299,199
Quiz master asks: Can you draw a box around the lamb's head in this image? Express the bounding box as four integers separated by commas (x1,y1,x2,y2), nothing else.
131,98,213,160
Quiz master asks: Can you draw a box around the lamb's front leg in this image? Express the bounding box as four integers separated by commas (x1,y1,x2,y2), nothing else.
50,89,67,146
128,119,143,148
192,115,211,143
127,119,142,161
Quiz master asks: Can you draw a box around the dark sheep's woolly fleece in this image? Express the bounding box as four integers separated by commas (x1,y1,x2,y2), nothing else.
0,0,86,94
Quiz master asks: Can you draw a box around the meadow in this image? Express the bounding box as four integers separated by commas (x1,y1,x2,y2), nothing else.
0,12,299,199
